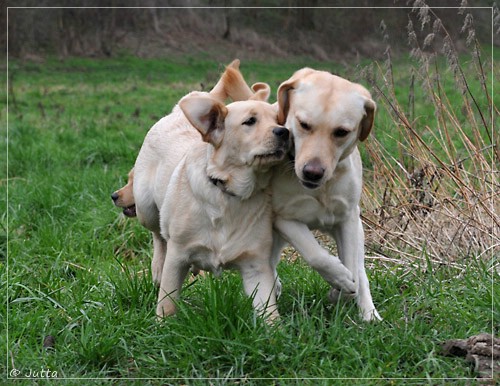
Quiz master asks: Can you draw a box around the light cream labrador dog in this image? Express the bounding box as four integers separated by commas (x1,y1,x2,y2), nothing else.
272,68,381,321
132,62,289,319
132,61,271,287
156,95,289,319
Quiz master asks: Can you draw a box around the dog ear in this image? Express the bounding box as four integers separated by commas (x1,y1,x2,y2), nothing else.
277,68,316,125
250,82,271,101
180,96,228,148
227,58,240,70
210,59,253,102
359,98,376,142
277,80,294,126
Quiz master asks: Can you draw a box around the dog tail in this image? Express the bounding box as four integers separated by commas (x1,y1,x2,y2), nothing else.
210,59,254,102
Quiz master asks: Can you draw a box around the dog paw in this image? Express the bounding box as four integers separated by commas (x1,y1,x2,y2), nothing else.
327,287,357,303
331,264,357,294
361,308,383,322
156,301,176,319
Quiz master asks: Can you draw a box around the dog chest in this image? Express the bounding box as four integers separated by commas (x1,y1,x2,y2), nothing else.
184,223,271,275
278,193,351,228
169,197,273,274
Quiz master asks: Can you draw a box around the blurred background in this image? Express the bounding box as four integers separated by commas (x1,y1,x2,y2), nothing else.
4,0,498,62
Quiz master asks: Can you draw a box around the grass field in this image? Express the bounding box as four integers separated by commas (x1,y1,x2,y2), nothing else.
2,46,498,384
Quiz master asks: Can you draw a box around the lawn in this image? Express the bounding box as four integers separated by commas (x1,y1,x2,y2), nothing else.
2,52,497,384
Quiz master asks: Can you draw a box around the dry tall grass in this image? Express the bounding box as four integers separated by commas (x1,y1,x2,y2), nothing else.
360,4,498,264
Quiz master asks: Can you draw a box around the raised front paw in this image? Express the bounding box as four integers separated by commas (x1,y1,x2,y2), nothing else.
331,262,357,294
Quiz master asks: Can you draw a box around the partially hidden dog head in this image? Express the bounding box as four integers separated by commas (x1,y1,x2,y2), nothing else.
277,68,376,189
180,93,290,199
111,168,136,217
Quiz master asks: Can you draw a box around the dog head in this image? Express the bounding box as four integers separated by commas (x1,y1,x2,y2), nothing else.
111,168,136,217
277,68,376,189
180,94,290,198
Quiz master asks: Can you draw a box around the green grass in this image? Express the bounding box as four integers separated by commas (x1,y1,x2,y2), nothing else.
2,55,497,383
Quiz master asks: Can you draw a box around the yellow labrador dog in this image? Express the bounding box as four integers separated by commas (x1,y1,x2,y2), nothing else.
156,95,289,319
272,68,381,321
130,60,270,285
132,63,289,319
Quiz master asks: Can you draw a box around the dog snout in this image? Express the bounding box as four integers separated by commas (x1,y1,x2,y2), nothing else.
302,159,325,182
272,126,289,141
111,192,119,202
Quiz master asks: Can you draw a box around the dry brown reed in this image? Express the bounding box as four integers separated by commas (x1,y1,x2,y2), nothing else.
360,2,499,265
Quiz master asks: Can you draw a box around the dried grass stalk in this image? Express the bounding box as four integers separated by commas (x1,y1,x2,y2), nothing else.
360,3,498,263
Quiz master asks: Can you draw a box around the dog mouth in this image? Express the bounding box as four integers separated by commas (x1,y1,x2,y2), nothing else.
253,149,286,164
122,205,137,217
300,180,321,190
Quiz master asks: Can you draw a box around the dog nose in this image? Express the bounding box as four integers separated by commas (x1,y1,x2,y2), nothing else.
111,192,119,202
303,160,325,182
273,126,289,140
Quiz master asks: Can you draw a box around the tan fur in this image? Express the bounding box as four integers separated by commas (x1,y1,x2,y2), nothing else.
130,62,289,320
273,68,381,322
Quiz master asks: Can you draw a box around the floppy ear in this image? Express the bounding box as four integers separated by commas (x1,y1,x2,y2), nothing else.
277,80,294,126
179,96,228,148
277,68,316,125
359,98,376,142
250,82,271,101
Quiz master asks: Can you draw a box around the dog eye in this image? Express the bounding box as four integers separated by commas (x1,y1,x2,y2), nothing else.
299,120,311,131
242,117,256,126
333,128,349,138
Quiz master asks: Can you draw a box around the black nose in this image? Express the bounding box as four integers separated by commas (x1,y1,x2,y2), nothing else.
111,192,119,202
303,161,325,182
273,126,289,140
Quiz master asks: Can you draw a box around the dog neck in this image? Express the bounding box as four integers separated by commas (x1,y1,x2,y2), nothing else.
208,176,236,197
205,146,262,200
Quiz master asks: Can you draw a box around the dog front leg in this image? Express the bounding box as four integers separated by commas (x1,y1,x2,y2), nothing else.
239,260,279,322
156,241,189,318
151,231,167,286
331,215,360,291
353,222,381,321
274,218,356,294
330,216,381,321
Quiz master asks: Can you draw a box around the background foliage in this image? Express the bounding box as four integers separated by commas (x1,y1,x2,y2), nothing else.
4,0,498,60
